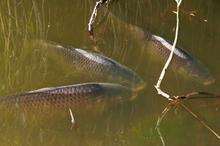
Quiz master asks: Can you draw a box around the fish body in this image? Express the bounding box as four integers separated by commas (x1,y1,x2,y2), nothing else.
35,40,145,91
148,34,215,85
107,13,214,85
0,83,132,109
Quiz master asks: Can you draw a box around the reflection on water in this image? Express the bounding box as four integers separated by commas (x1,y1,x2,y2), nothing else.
0,0,220,146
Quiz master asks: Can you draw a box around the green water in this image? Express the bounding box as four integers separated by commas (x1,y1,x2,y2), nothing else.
0,0,220,145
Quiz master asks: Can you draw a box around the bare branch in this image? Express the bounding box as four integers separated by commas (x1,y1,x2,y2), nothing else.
154,1,182,100
88,0,111,38
69,108,75,125
179,91,220,100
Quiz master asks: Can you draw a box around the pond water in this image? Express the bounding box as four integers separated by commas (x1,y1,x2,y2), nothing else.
0,0,219,145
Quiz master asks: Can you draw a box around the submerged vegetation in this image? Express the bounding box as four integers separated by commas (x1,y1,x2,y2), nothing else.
0,0,49,95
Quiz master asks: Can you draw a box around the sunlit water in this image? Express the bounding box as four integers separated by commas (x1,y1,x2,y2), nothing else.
0,0,219,146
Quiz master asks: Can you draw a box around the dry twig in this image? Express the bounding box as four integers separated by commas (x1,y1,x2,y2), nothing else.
154,0,182,100
88,0,112,38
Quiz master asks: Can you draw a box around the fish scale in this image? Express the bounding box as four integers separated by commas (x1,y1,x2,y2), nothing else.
37,40,145,90
0,83,132,109
139,31,215,85
150,36,185,68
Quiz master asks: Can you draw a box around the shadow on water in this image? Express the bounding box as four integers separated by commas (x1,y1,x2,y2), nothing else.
0,0,220,146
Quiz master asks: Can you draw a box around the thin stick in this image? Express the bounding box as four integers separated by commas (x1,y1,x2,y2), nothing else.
69,108,75,124
88,0,109,37
156,105,173,146
175,91,220,101
154,1,182,100
180,103,220,140
184,92,220,100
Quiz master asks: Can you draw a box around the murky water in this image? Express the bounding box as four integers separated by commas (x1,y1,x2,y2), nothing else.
0,0,220,145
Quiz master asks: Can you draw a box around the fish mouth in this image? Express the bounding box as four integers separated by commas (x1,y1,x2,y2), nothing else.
203,76,215,85
132,81,146,93
126,81,146,101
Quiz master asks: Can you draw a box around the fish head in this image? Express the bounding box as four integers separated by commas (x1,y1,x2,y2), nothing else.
100,83,133,102
130,77,146,92
185,60,215,85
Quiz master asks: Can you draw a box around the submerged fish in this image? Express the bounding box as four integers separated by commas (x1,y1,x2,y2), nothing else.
148,34,215,85
32,40,145,91
0,83,132,109
111,16,215,85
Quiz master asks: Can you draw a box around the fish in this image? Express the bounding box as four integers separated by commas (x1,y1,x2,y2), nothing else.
148,34,215,85
31,40,145,91
108,14,215,85
0,83,132,109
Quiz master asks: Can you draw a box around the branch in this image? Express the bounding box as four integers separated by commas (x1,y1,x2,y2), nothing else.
154,0,182,100
179,91,220,100
88,0,110,38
